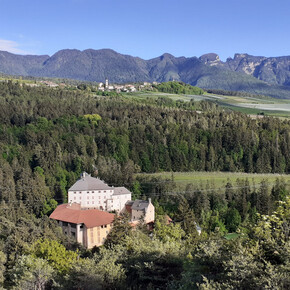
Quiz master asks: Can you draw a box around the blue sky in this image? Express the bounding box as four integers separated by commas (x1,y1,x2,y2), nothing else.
0,0,289,60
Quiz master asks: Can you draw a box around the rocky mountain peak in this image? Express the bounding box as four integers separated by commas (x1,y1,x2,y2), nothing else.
199,53,221,66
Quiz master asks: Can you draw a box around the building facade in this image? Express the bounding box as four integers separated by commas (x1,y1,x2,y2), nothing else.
49,173,155,248
68,172,131,212
50,203,115,248
126,199,155,225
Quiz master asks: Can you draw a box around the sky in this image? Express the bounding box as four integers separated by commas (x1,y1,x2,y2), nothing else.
0,0,289,61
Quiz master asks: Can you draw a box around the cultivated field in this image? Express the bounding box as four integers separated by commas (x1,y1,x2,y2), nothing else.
129,91,290,118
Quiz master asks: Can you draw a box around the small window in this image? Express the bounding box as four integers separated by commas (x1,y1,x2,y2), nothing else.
98,191,101,193
87,191,89,193
63,222,68,227
87,202,89,204
105,225,107,228
104,191,106,193
101,225,104,228
71,224,76,228
74,192,76,194
74,197,76,200
79,192,81,193
71,232,75,237
80,224,84,229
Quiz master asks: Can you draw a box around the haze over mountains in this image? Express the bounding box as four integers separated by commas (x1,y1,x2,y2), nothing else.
1,49,290,98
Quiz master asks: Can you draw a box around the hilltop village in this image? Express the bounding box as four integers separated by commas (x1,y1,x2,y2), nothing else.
12,77,159,93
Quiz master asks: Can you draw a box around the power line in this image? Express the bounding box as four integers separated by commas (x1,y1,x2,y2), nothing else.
0,181,288,207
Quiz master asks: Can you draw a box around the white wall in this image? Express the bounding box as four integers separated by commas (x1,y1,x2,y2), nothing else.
112,193,131,212
68,190,131,212
144,202,155,223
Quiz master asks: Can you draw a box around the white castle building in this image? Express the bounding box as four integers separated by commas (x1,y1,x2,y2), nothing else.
68,172,131,212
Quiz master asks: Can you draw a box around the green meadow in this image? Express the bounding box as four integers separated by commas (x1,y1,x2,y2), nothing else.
137,171,290,190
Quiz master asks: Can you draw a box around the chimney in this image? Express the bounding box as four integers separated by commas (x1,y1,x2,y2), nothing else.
81,172,88,180
92,165,98,176
148,198,151,204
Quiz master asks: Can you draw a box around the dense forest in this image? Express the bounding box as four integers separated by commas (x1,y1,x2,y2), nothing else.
0,80,289,289
153,81,204,95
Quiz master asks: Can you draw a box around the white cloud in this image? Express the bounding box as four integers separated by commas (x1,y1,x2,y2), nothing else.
0,39,31,54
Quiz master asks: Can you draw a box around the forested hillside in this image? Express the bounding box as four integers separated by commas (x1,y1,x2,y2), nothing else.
0,80,289,289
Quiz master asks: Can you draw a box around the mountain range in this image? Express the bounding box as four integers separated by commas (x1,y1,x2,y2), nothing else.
0,49,290,98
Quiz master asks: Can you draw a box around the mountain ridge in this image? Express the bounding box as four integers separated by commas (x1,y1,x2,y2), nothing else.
0,49,290,98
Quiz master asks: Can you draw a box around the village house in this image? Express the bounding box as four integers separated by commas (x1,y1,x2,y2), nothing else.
125,199,155,225
68,172,131,212
50,203,114,248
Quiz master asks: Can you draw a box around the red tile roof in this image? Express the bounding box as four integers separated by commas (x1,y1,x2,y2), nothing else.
50,203,115,228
